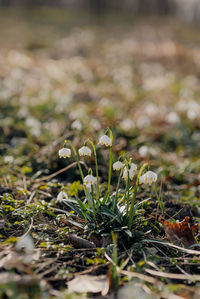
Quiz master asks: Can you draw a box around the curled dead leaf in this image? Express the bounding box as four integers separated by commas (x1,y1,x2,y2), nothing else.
159,216,198,248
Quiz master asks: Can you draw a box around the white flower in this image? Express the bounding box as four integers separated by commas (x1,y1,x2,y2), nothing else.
57,191,69,203
99,135,111,147
139,171,157,185
71,119,82,131
58,147,71,158
78,146,92,157
84,174,96,186
113,161,124,171
123,163,137,180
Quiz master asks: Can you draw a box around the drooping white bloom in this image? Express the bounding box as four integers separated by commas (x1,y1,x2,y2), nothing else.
84,174,96,186
57,191,69,203
78,146,92,157
99,135,111,147
123,163,137,180
139,171,157,185
113,161,124,171
84,174,96,192
71,119,83,131
58,147,71,158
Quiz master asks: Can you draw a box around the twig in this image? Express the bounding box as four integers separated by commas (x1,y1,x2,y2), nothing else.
120,269,157,284
143,239,200,255
20,218,33,239
27,190,36,204
32,161,89,186
104,253,157,284
145,268,200,281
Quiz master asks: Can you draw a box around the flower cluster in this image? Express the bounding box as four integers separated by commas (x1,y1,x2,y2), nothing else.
58,133,158,198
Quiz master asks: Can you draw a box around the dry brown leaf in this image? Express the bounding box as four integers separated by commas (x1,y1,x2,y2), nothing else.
67,234,96,249
159,216,198,248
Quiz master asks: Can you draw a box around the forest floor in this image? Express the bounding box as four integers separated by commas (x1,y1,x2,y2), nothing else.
0,8,200,299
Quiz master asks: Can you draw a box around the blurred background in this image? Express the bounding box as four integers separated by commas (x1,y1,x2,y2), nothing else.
0,0,200,188
1,0,200,24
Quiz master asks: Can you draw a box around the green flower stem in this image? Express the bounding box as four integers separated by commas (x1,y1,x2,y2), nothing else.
111,231,119,290
128,163,148,230
153,183,165,215
126,172,130,215
107,129,113,195
87,139,100,204
91,185,96,221
112,168,123,212
65,140,89,198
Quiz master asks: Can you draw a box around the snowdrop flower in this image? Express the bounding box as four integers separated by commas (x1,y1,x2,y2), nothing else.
99,135,111,147
123,163,137,180
84,174,96,191
84,174,96,186
113,161,124,171
71,119,83,131
139,171,157,185
58,147,71,158
78,146,91,157
57,191,69,203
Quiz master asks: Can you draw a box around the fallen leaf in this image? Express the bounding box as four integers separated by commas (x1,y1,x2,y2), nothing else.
67,234,96,249
159,216,198,248
67,274,109,295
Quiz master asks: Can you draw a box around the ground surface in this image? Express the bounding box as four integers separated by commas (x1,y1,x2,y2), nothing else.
0,8,200,299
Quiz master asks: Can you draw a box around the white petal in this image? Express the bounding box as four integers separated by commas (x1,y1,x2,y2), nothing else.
113,161,124,171
78,146,92,157
58,148,71,158
99,135,111,147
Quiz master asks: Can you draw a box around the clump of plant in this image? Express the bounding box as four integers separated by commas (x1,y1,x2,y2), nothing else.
57,129,159,248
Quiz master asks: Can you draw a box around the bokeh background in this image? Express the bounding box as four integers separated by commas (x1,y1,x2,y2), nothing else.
0,0,199,196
